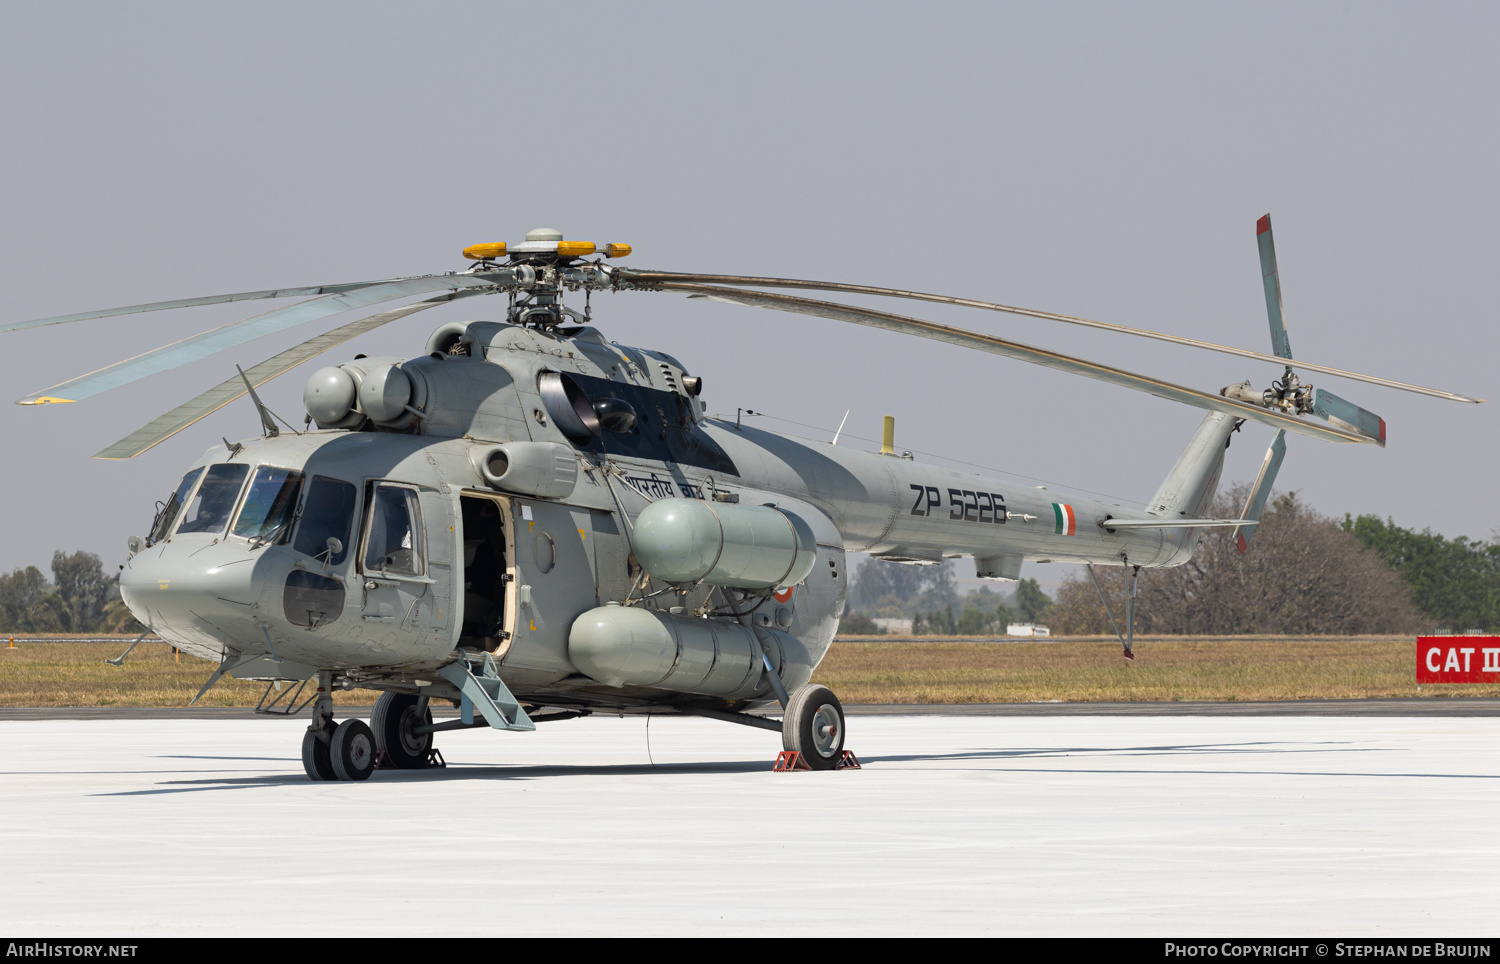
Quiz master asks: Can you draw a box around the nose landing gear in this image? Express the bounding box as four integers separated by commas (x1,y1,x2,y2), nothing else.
300,671,376,782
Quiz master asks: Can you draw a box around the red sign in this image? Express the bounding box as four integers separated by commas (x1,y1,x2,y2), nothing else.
1416,636,1500,683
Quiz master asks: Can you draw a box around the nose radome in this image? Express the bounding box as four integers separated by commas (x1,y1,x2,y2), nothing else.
120,542,273,648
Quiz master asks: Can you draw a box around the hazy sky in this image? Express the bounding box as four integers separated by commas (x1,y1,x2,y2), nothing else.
1,2,1494,589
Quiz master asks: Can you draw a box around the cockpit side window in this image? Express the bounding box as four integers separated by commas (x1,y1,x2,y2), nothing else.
232,466,305,545
148,467,204,546
176,463,250,535
361,483,424,577
293,476,357,565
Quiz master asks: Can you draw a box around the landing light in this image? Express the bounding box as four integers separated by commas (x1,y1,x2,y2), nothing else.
462,243,507,260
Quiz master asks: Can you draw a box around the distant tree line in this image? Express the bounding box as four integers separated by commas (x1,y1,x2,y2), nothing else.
841,485,1500,637
1050,488,1430,635
839,556,1054,636
0,552,141,634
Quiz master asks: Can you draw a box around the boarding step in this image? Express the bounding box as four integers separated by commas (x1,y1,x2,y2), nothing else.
436,652,535,732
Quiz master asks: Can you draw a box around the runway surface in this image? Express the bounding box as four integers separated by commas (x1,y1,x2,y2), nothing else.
3,713,1498,936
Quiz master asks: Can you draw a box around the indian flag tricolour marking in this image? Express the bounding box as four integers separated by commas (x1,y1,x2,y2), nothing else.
1051,502,1076,536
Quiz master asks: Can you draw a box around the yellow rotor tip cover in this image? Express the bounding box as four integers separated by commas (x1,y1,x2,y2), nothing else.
555,241,597,257
25,396,76,405
604,243,632,259
462,242,507,260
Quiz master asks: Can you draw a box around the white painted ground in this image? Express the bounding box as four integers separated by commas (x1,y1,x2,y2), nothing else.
1,714,1498,936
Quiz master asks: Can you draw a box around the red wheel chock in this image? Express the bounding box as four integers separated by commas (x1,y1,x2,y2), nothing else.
774,751,811,771
773,750,861,771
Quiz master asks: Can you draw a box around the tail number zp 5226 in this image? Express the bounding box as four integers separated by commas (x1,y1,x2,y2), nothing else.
909,484,1007,524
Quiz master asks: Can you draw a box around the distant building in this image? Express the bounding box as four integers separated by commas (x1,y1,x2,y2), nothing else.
873,618,913,634
1006,623,1051,638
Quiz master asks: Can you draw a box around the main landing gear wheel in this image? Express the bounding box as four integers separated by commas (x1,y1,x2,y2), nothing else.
371,692,433,769
330,718,377,781
783,684,845,771
301,724,335,781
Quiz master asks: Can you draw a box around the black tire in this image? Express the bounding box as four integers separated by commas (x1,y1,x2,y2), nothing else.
330,718,377,781
371,692,433,769
782,684,845,770
301,726,335,781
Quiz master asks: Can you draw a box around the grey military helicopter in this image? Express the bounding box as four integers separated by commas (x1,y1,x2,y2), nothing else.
5,218,1479,779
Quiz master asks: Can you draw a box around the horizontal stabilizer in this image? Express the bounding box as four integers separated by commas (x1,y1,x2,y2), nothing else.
1104,518,1258,529
1313,388,1385,446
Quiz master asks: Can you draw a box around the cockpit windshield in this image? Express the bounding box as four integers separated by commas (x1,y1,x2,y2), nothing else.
147,467,204,546
232,466,304,545
176,463,250,535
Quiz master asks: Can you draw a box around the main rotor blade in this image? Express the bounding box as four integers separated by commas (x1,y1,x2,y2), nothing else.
1,277,434,333
680,285,1372,445
92,291,484,460
17,275,498,406
621,269,1482,404
1256,215,1294,360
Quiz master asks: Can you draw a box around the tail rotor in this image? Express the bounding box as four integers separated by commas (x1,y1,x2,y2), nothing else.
1235,214,1382,552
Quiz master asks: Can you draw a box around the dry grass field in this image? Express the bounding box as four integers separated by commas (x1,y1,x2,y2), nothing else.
814,635,1499,703
0,635,1490,707
0,642,373,708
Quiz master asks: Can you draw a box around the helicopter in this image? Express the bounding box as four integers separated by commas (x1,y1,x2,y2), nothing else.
3,218,1480,779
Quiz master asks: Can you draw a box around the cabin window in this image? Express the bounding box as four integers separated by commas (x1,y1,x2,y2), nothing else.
175,463,250,535
232,466,304,545
148,467,204,545
362,483,424,577
293,476,358,565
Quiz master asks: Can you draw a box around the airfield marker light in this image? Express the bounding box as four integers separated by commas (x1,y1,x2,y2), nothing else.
556,241,597,258
881,416,896,455
604,243,632,259
462,243,507,260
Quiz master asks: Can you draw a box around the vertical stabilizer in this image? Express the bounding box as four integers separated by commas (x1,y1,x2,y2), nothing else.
1147,412,1238,520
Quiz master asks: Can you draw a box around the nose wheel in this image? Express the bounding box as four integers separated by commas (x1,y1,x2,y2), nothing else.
782,684,846,771
301,723,336,781
299,671,376,781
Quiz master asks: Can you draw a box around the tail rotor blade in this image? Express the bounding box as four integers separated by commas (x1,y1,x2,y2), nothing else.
1313,388,1386,446
1235,430,1287,553
1256,215,1294,361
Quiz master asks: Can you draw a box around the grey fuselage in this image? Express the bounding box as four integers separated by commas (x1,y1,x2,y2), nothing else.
119,320,1220,710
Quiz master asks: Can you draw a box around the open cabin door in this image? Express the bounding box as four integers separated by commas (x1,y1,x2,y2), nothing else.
458,490,519,657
